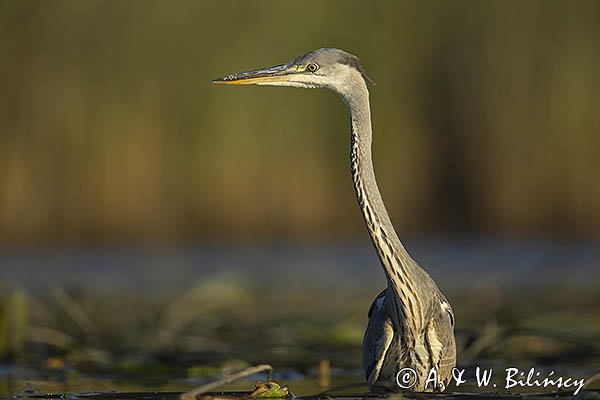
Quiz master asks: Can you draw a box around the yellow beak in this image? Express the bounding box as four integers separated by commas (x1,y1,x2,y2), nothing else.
212,63,294,85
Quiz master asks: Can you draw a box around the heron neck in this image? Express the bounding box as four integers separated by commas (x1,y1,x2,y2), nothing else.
342,81,425,318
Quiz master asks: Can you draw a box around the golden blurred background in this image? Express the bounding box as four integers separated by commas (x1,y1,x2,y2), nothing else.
1,0,599,246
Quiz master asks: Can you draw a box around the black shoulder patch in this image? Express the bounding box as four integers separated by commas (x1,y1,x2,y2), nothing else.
367,290,386,318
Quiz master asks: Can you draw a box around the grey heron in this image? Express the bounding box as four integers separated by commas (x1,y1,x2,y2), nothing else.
213,48,456,392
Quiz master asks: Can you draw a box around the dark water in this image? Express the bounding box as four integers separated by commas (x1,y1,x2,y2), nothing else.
1,239,599,398
2,238,598,292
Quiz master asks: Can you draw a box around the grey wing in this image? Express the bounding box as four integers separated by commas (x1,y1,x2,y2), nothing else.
425,299,457,390
362,290,396,386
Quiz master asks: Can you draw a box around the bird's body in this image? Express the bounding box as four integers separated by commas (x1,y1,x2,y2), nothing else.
213,48,456,392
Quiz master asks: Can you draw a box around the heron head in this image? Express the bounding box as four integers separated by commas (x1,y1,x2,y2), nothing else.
212,48,374,95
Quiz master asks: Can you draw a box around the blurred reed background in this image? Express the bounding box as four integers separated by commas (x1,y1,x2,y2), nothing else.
1,0,599,247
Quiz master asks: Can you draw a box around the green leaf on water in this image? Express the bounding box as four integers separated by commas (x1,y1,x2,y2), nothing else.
250,381,291,398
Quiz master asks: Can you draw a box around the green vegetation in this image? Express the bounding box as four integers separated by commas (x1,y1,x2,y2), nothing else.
1,277,599,394
249,381,290,398
0,1,599,245
0,290,28,357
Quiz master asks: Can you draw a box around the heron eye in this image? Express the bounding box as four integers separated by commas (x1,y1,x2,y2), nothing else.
306,63,319,73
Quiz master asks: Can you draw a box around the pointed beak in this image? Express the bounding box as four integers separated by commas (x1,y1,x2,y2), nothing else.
212,63,295,85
